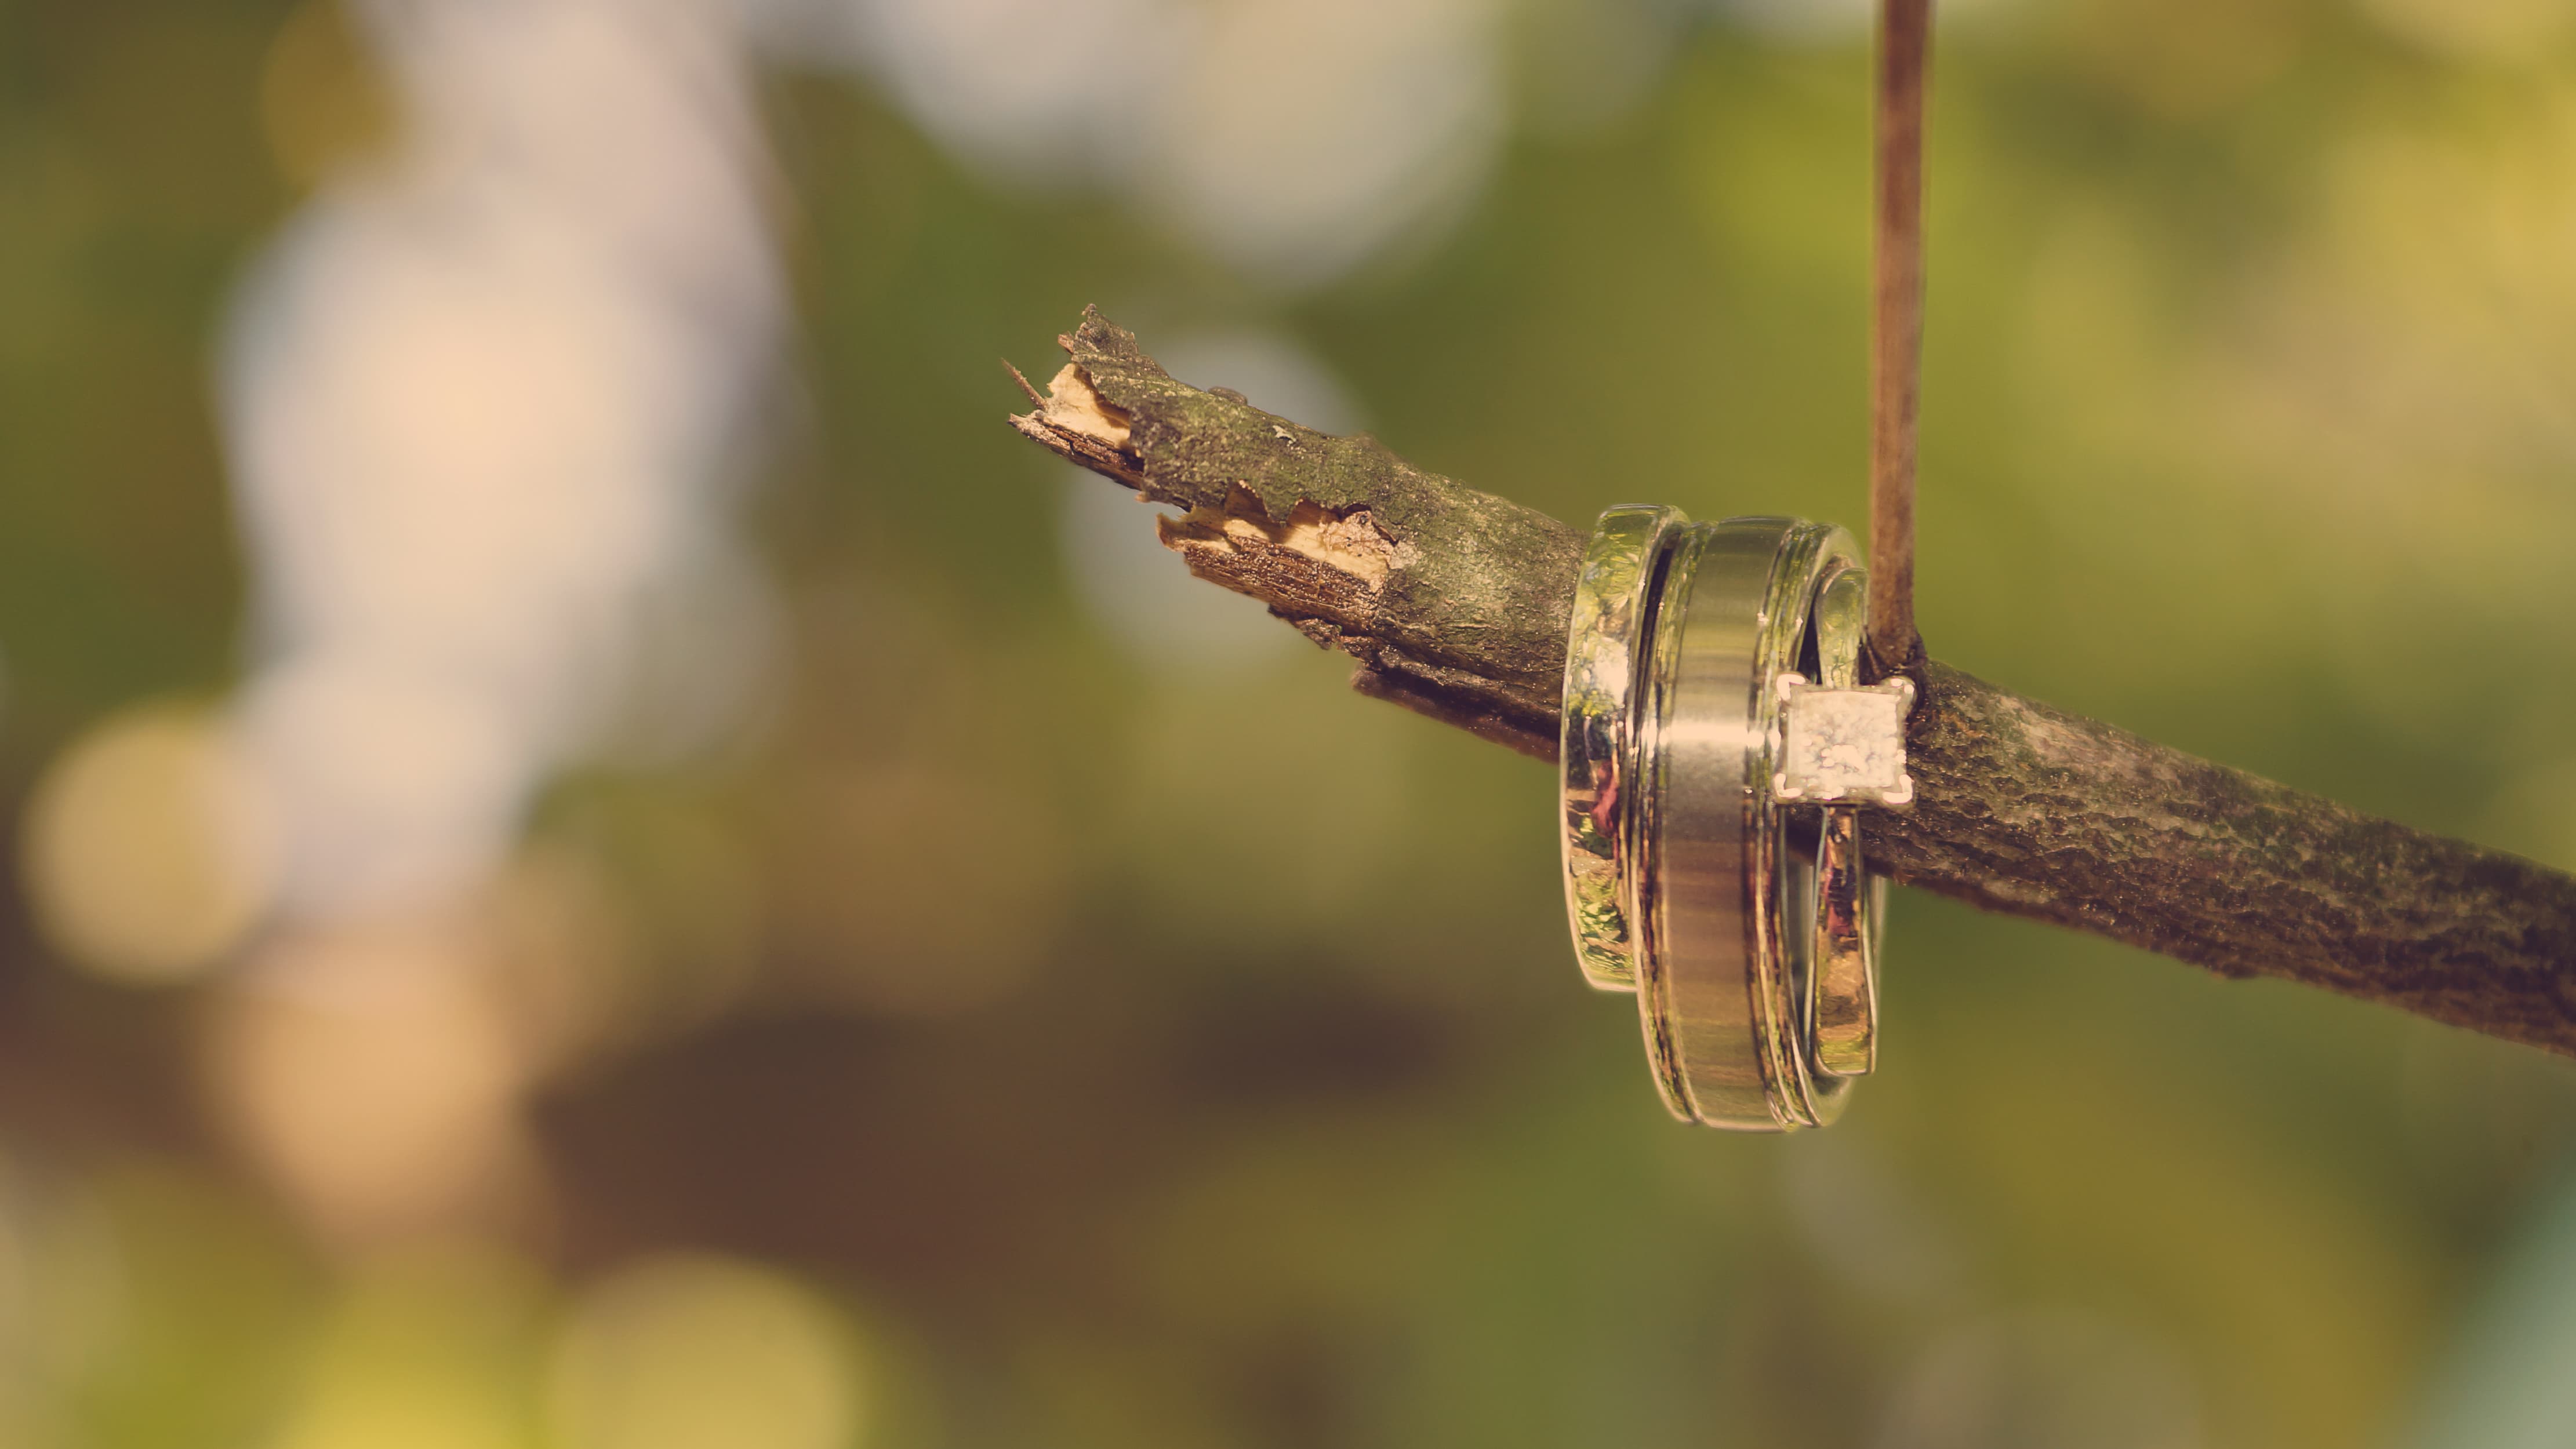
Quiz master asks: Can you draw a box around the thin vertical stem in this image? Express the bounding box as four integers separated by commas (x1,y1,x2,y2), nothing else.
1867,0,1931,677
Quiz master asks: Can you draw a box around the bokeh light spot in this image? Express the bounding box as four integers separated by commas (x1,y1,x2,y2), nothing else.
267,1245,547,1449
2360,0,2576,62
22,704,279,986
547,1255,869,1449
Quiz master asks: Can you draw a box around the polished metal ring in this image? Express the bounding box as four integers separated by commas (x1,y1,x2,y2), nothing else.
1633,517,1862,1131
1559,504,1689,991
1801,563,1884,1079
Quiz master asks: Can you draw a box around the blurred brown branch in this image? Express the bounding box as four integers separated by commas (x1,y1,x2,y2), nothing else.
1011,308,2576,1057
1869,0,1930,679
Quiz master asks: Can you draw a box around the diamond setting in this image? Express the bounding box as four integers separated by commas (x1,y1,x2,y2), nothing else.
1774,674,1916,806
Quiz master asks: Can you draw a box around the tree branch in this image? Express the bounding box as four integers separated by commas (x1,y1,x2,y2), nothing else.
1012,308,2576,1056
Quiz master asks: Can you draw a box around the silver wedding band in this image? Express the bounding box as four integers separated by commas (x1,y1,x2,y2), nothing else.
1559,504,1688,991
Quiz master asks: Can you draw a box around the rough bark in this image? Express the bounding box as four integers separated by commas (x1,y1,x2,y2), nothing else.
1012,307,2576,1055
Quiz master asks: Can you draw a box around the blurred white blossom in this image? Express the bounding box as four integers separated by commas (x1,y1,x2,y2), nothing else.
764,0,1510,289
220,0,783,923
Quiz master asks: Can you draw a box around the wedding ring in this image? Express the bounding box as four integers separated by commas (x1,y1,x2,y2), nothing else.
1800,564,1882,1078
1559,504,1688,991
1634,518,1861,1131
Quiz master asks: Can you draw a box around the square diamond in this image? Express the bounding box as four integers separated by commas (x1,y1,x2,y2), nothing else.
1779,687,1909,800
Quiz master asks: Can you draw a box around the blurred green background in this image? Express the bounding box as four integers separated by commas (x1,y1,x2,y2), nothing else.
8,0,2576,1445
